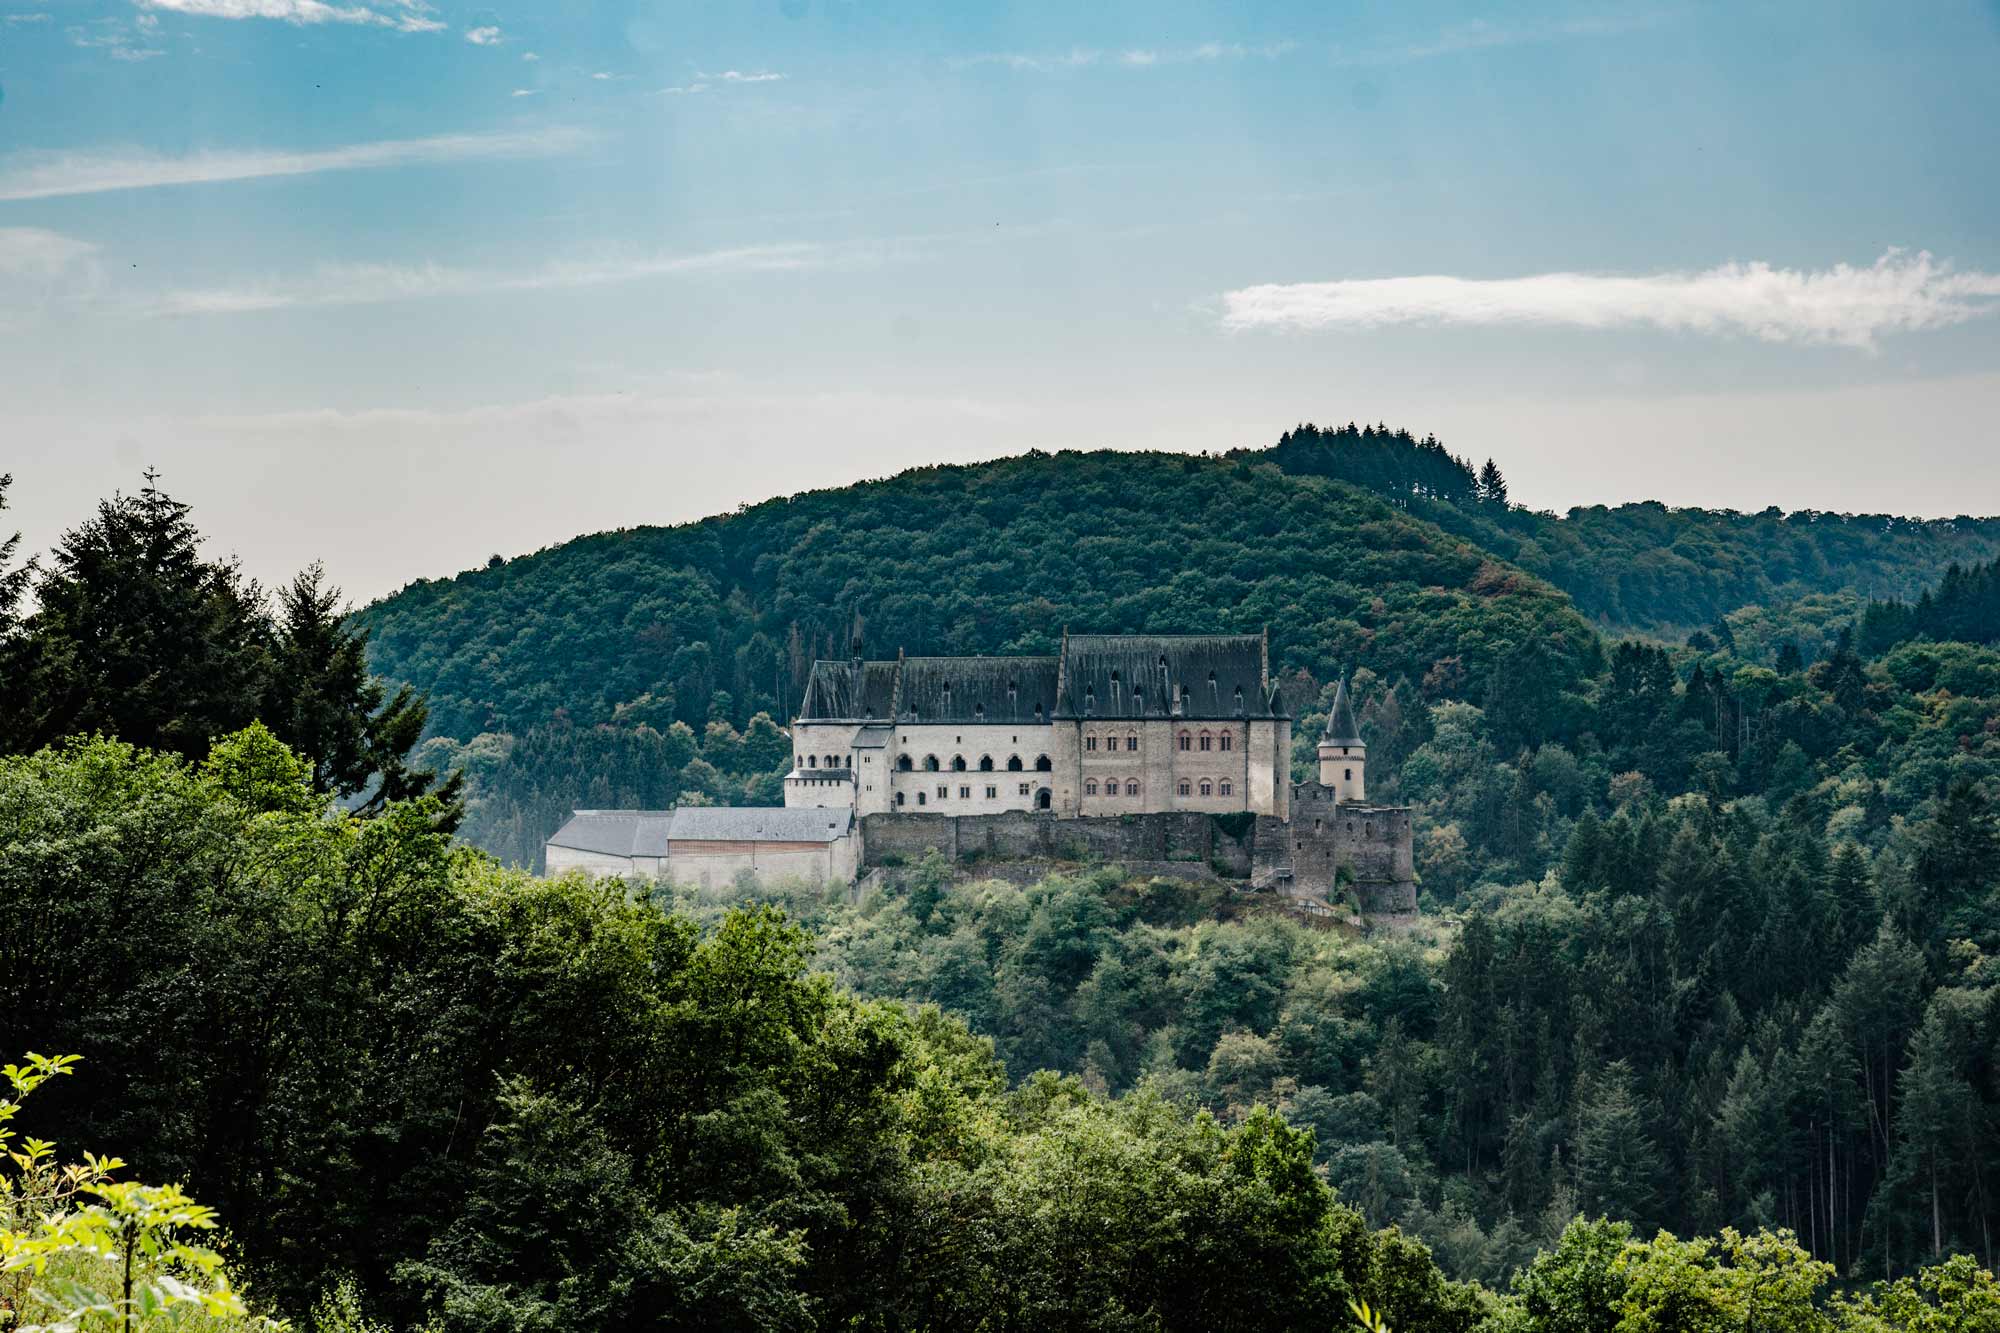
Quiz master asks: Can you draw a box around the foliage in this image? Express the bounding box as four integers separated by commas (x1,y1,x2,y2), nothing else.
2,1052,277,1333
0,475,458,824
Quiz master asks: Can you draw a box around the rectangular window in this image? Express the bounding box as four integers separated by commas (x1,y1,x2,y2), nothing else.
1018,783,1031,795
960,786,971,799
1178,780,1191,796
1199,735,1212,752
1220,733,1233,751
985,785,997,799
937,785,949,799
1179,734,1190,751
1220,780,1233,796
1086,736,1098,751
1125,736,1138,751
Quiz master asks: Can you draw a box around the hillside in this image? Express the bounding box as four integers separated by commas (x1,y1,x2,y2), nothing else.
1256,423,2000,634
355,447,1598,863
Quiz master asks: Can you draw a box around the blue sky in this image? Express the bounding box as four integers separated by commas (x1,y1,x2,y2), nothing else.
3,0,1999,600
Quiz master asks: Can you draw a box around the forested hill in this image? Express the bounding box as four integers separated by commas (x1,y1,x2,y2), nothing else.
1252,423,2000,632
356,448,1600,860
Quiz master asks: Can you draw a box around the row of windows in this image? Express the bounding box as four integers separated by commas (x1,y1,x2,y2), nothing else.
801,753,853,770
1080,777,1237,797
1084,731,1236,753
894,782,1043,807
896,754,1054,772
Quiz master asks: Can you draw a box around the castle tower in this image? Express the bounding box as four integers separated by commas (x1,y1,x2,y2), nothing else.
1318,675,1365,803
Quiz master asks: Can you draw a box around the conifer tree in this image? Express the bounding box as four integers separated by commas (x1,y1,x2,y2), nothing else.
0,474,26,638
1478,458,1509,507
7,471,270,760
264,562,465,825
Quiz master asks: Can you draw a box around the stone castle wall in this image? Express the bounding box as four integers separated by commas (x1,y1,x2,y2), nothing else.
861,802,1416,913
861,810,1257,876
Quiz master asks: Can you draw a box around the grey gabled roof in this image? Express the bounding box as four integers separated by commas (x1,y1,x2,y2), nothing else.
898,656,1058,724
1058,633,1282,720
666,806,853,843
1322,676,1362,745
799,659,899,720
547,809,677,857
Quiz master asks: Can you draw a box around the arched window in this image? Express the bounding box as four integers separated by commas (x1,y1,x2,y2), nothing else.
1007,755,1023,771
923,755,940,771
1199,779,1213,797
1177,779,1192,796
1124,734,1138,752
1219,780,1233,797
1345,768,1353,781
895,792,906,807
1035,755,1052,771
917,791,926,806
1085,778,1099,796
896,755,912,771
825,754,839,769
808,755,818,768
1199,732,1212,752
1178,732,1191,752
952,756,967,771
1219,733,1233,752
1125,779,1140,796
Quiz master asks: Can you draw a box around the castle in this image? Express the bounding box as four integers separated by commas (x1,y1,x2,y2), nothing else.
547,630,1416,915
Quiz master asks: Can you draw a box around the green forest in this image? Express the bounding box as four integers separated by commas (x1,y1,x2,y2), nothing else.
6,433,2000,1330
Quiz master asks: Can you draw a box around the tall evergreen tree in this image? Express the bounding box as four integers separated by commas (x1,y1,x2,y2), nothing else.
0,474,27,638
6,472,270,760
264,562,465,825
1478,458,1509,508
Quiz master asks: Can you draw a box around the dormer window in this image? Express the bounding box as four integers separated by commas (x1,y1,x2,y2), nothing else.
974,703,984,719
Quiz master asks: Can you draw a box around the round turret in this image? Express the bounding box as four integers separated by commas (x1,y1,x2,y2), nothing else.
1317,676,1366,802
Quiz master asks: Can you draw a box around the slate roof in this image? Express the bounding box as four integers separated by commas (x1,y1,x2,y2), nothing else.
547,809,677,857
664,807,853,843
798,659,899,720
1057,633,1282,720
1322,676,1362,745
851,724,894,748
795,634,1284,724
547,806,855,858
897,656,1059,724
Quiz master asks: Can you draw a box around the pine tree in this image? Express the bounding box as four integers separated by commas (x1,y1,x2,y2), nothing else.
0,474,27,638
1572,1060,1664,1225
8,471,270,760
1478,458,1509,508
263,562,464,825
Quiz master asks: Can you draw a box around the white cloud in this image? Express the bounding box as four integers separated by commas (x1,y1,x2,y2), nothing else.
707,69,783,83
135,0,443,32
520,50,537,60
144,242,844,315
0,227,96,278
952,41,1291,73
3,11,52,22
509,88,537,97
1334,11,1668,65
464,24,499,44
590,70,611,79
1219,251,2000,350
67,18,166,60
655,82,709,95
0,126,592,201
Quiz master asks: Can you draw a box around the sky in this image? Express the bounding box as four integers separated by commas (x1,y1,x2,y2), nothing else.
2,0,1999,603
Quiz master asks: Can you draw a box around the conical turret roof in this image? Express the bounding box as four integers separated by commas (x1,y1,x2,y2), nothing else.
1321,676,1362,746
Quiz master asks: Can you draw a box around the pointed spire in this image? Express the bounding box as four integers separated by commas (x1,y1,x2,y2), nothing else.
1322,674,1362,745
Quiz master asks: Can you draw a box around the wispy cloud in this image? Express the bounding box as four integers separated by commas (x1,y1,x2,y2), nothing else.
1334,11,1669,65
3,11,52,23
145,242,846,315
0,126,593,201
135,0,444,32
652,71,785,95
67,17,165,60
1219,251,2000,351
464,24,499,44
0,227,97,278
951,41,1293,73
